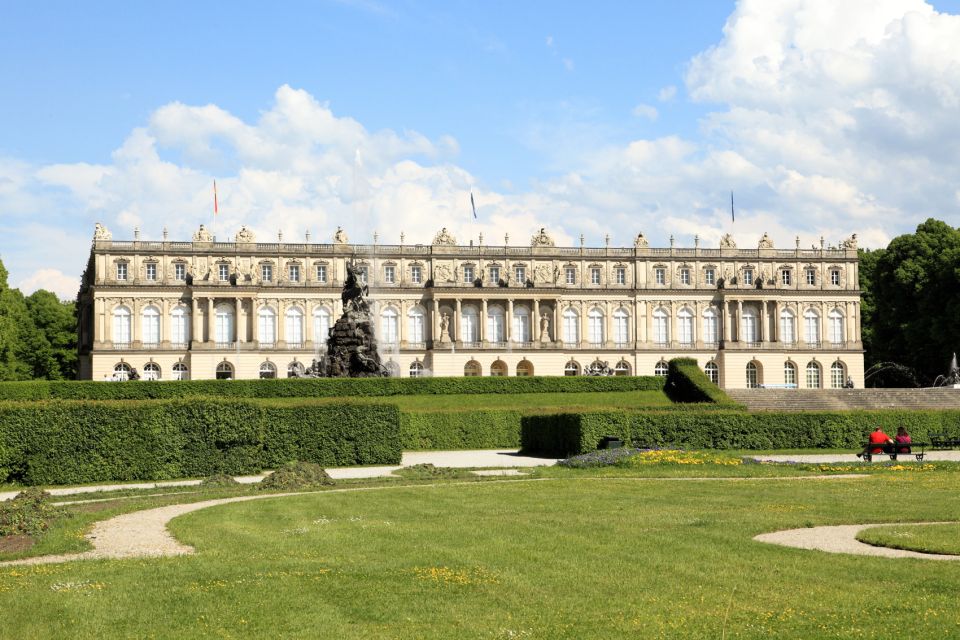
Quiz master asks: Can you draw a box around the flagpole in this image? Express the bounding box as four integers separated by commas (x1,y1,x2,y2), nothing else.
212,180,219,240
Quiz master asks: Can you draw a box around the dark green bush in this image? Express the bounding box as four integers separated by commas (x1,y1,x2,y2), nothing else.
258,461,334,490
401,410,523,450
0,488,62,537
521,409,960,457
665,358,738,405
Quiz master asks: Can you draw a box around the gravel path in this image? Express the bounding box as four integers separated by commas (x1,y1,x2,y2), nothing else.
755,522,960,560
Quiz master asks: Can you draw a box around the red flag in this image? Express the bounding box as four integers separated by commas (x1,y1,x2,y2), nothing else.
213,180,219,216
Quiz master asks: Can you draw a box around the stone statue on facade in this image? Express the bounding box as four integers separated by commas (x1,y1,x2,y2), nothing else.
93,222,112,241
634,233,649,248
235,225,255,243
539,313,551,343
720,233,736,249
758,232,774,249
584,360,613,376
432,227,457,246
439,313,451,342
841,233,858,250
333,226,349,245
531,227,555,247
193,225,213,242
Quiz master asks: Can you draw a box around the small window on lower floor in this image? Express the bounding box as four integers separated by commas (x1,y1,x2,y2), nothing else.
259,362,277,379
464,360,482,377
173,362,188,380
704,361,719,385
564,361,580,376
409,361,425,377
654,361,669,377
216,362,234,380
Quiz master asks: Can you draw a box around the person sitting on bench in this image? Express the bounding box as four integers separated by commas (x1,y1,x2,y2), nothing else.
857,426,893,458
895,426,912,454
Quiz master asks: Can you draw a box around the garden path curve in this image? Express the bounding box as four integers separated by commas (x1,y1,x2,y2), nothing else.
755,522,960,560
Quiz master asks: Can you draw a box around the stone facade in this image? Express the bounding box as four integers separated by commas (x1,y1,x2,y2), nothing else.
77,224,865,388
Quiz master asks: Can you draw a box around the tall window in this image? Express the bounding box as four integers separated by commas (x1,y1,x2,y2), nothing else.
653,307,669,345
654,361,669,377
463,265,474,283
219,264,230,281
590,267,601,285
806,361,821,388
512,305,530,342
741,308,757,343
587,308,604,345
146,263,157,281
174,263,186,281
259,362,277,379
262,264,273,282
784,361,797,387
384,265,395,284
702,308,718,345
489,266,500,283
143,362,161,381
677,308,693,345
381,308,399,344
514,266,526,284
806,269,816,285
141,306,160,346
409,361,424,377
562,308,579,345
285,307,304,345
215,305,235,345
615,267,626,285
743,269,753,285
116,263,128,281
171,307,190,345
746,361,760,388
315,264,327,283
705,269,715,286
804,309,820,345
288,264,300,282
258,307,277,345
411,265,422,284
831,270,840,286
464,360,482,377
829,309,845,345
613,308,629,345
680,268,690,285
313,307,331,344
173,362,188,380
780,308,796,343
704,361,719,385
831,361,845,388
655,268,665,285
460,306,479,343
564,361,580,376
565,267,576,284
487,306,505,343
113,306,131,345
407,306,425,343
781,269,792,285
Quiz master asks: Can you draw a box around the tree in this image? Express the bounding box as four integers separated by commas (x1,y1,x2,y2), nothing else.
0,258,37,380
26,289,78,379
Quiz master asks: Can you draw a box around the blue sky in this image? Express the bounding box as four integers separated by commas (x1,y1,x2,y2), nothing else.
2,0,960,297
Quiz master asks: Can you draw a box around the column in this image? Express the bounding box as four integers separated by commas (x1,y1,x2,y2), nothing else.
130,301,138,344
192,298,201,344
398,300,406,345
846,301,855,345
645,302,653,346
670,304,678,348
236,298,245,343
736,300,743,342
722,299,731,343
96,298,105,343
533,298,541,342
207,298,215,343
759,300,766,342
580,302,588,346
455,299,462,343
774,301,782,342
480,299,488,343
161,299,170,343
432,299,440,343
508,299,515,342
553,301,560,344
305,301,314,345
637,300,647,344
277,299,286,344
820,302,828,346
604,300,612,347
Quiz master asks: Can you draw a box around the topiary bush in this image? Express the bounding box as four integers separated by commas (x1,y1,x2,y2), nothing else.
665,358,739,405
258,461,334,490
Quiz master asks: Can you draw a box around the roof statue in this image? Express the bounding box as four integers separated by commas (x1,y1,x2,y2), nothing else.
333,226,349,245
634,232,649,248
531,227,555,247
192,224,213,242
235,225,255,243
841,233,858,250
93,222,112,241
432,227,457,246
720,233,736,249
758,232,774,249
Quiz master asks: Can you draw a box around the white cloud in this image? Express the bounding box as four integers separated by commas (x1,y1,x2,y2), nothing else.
17,269,80,300
631,103,659,120
657,85,677,102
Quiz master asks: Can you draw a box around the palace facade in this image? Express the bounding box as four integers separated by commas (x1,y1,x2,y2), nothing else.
77,224,864,388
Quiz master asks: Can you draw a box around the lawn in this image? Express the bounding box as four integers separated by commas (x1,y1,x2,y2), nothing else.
857,523,960,555
2,467,959,639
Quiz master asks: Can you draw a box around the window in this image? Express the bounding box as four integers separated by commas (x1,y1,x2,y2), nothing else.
806,269,816,285
487,306,506,343
654,361,669,377
381,308,399,344
702,308,718,345
613,308,629,345
704,361,719,385
215,361,234,380
285,307,304,345
677,308,693,345
219,264,230,282
143,362,161,381
174,263,186,281
616,267,626,285
806,361,821,388
461,306,479,343
512,305,530,342
831,269,841,286
780,308,796,343
680,268,690,285
288,361,305,378
614,360,631,376
259,362,277,379
804,309,820,345
588,308,604,345
171,306,190,345
655,268,665,285
490,360,508,377
516,360,534,376
831,361,846,388
741,308,757,343
359,267,368,284
746,361,760,388
489,266,500,283
315,264,327,283
564,361,580,376
215,305,234,344
653,307,669,345
113,362,131,381
562,308,579,345
117,263,128,281
464,360,482,377
743,269,753,285
313,307,331,344
705,269,715,286
514,266,526,284
829,309,845,345
784,361,797,387
146,263,157,281
780,269,792,285
258,307,277,345
141,306,160,346
173,362,188,380
565,267,576,284
384,265,395,284
407,306,425,343
409,361,425,377
113,306,131,345
463,265,474,283
261,264,273,282
590,267,601,285
288,264,300,282
411,265,422,284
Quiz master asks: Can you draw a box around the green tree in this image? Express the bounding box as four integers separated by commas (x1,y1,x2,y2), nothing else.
0,258,36,380
26,289,78,379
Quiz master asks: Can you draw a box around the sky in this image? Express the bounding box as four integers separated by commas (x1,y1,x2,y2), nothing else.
2,0,960,299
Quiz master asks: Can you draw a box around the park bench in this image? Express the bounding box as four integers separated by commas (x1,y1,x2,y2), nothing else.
860,442,927,462
929,433,960,450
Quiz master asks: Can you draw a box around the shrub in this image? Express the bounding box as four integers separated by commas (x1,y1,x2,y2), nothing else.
557,448,646,468
258,461,334,490
401,410,523,450
0,488,62,537
665,358,738,405
200,473,240,487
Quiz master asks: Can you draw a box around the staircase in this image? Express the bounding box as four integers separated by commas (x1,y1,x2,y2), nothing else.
725,388,960,412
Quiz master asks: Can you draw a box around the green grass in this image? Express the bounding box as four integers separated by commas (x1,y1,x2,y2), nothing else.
2,468,960,638
856,523,960,555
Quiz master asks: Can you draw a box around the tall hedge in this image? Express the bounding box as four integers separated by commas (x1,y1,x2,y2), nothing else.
0,399,401,485
665,358,738,405
0,375,664,402
401,410,523,450
521,409,960,457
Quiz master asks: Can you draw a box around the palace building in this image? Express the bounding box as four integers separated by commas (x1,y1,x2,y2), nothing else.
77,223,864,388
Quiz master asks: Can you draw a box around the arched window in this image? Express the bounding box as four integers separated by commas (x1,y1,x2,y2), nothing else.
461,305,479,343
215,304,235,345
141,306,160,346
258,307,277,345
741,307,758,343
784,361,797,387
171,306,191,346
806,361,822,389
313,307,332,344
285,307,304,346
113,362,131,381
142,362,161,381
215,361,234,380
704,361,719,385
702,308,718,345
464,360,482,377
380,307,399,345
653,307,669,345
487,305,506,343
112,306,131,345
562,308,579,345
385,360,401,377
407,306,425,344
780,308,796,344
516,359,534,376
829,309,845,345
490,360,508,377
287,361,305,378
831,361,846,388
746,361,760,388
677,307,694,346
614,360,631,376
613,308,630,346
173,362,188,381
654,361,669,377
588,308,605,345
409,361,424,378
564,360,580,376
259,361,277,379
804,309,820,345
512,305,531,343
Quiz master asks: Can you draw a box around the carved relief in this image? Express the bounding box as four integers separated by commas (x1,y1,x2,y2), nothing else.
94,222,112,241
634,233,649,248
534,264,553,284
193,225,213,242
333,226,349,245
235,225,256,243
720,233,736,249
758,232,774,249
433,262,453,282
432,227,457,246
841,233,858,250
531,227,555,247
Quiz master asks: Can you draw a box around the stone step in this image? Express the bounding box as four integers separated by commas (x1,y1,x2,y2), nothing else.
725,388,960,412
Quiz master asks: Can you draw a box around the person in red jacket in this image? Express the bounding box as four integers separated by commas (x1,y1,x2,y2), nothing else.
857,426,893,458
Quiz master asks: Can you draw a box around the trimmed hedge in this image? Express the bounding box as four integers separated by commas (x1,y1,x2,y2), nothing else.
401,410,523,450
0,375,664,402
521,409,960,458
665,358,738,405
0,399,401,485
